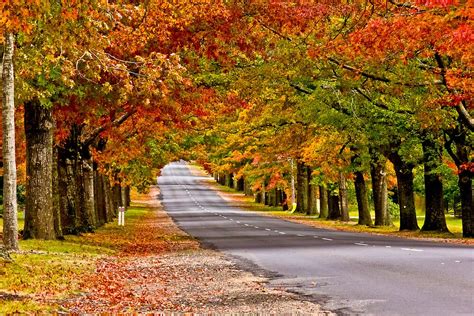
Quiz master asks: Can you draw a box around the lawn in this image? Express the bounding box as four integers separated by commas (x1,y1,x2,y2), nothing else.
0,207,146,313
211,181,466,240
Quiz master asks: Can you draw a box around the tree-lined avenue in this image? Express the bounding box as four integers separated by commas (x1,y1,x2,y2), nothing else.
159,162,474,315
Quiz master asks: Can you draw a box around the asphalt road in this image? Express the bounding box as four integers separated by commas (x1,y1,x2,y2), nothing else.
158,162,474,315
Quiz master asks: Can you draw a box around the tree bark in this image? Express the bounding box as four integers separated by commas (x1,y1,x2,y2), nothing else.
389,152,419,231
94,168,106,226
421,137,448,232
370,153,391,226
354,171,372,226
445,125,473,237
327,191,341,220
296,162,308,213
125,186,131,207
1,33,19,249
458,170,473,237
306,167,317,215
23,99,56,240
82,157,96,228
319,186,328,218
121,186,128,210
289,158,296,209
104,176,115,222
244,178,253,196
52,147,63,239
237,177,244,191
338,172,350,221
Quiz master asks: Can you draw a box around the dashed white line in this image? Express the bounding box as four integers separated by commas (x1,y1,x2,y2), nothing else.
254,226,259,229
355,243,368,246
385,246,392,248
279,232,286,235
265,228,271,231
313,236,319,238
322,238,333,241
401,248,423,252
455,260,461,263
244,224,250,227
297,234,304,237
236,221,241,224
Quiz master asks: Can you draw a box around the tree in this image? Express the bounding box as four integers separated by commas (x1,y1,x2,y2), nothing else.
2,32,18,249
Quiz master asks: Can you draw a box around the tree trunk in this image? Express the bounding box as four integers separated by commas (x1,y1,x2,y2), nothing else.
446,125,473,237
121,186,128,210
389,152,419,231
82,157,96,228
319,186,328,218
125,186,131,207
458,170,473,237
370,153,391,226
52,147,63,239
306,167,317,215
255,191,262,203
327,191,341,220
58,154,77,234
1,32,19,249
338,172,350,221
421,137,448,232
23,99,56,240
225,173,232,188
354,171,372,226
104,176,115,222
289,158,296,209
296,162,308,213
113,184,122,209
244,179,253,196
94,168,106,227
237,177,244,191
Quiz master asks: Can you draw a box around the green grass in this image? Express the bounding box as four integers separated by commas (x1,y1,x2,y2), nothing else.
212,182,466,240
0,206,149,314
0,210,25,233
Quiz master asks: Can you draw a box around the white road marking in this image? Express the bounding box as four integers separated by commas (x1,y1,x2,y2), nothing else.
244,224,249,227
401,248,423,252
455,260,461,263
279,232,286,235
355,243,368,246
230,219,234,221
441,262,445,265
322,238,333,241
385,246,392,248
236,221,241,224
313,236,319,238
297,234,304,237
265,228,272,231
254,226,259,229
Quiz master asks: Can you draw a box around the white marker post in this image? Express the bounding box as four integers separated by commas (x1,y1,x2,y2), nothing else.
118,206,125,226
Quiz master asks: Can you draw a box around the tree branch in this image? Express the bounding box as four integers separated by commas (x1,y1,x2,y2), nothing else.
435,52,474,132
82,109,138,146
353,87,415,114
328,57,442,87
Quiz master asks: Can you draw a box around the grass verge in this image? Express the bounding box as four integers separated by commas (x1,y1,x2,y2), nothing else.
0,206,156,313
204,177,471,244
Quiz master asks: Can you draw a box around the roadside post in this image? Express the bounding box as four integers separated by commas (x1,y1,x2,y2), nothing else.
118,206,125,226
